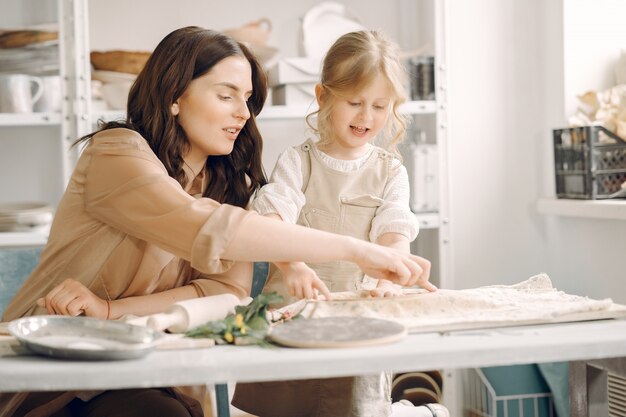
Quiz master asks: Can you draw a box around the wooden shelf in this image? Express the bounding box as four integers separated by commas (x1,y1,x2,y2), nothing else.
0,113,62,127
536,198,626,220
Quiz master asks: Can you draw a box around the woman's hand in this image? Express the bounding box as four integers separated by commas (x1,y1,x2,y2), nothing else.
36,279,109,319
275,261,332,301
352,240,436,291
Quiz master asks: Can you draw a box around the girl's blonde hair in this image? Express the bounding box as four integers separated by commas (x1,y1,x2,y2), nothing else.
306,30,409,156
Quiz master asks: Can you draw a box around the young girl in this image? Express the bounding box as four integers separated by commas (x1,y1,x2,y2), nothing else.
233,31,448,417
0,27,431,417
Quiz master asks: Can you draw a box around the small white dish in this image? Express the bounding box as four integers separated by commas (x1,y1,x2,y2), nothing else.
0,202,53,228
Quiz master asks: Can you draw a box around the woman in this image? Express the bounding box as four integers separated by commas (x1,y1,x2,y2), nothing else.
1,27,431,417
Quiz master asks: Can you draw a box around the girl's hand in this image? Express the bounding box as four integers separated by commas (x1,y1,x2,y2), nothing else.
370,279,403,298
275,261,332,301
353,240,436,291
36,278,109,319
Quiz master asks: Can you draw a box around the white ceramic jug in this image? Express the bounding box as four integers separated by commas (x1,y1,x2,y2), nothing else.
33,75,62,113
0,74,43,113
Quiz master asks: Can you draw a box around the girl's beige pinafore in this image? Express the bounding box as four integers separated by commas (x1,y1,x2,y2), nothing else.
233,139,395,417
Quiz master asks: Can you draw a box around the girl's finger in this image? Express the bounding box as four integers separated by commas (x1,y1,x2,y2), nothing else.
314,280,332,301
303,285,314,300
293,286,303,300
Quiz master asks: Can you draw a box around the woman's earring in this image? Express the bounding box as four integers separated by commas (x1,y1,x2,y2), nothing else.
171,102,179,116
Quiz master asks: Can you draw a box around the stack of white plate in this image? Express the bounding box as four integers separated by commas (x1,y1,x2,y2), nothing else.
0,202,53,232
0,41,59,75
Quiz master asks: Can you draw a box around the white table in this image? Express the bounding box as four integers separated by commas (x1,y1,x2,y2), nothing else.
2,318,626,417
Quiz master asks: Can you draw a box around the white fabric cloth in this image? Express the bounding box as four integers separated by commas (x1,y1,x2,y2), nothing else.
279,274,626,333
252,142,418,242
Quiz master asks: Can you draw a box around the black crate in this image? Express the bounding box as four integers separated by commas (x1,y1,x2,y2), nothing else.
553,126,626,199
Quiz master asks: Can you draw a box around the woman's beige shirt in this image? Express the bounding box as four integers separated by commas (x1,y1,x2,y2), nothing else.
2,128,253,322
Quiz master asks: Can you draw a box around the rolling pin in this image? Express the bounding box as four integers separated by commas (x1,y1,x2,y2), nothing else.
146,294,245,333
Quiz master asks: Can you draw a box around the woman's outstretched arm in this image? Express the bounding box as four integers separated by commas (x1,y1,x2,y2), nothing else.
222,213,433,289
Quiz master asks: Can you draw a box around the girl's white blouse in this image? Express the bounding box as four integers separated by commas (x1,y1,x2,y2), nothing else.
252,143,419,242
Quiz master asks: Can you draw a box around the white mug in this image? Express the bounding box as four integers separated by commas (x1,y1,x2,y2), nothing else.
33,75,62,113
0,74,43,113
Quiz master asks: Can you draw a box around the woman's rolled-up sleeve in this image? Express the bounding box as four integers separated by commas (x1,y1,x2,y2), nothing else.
83,130,251,274
190,261,254,299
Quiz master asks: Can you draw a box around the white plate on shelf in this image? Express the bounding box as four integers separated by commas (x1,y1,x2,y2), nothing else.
301,2,366,59
0,202,53,228
8,316,162,360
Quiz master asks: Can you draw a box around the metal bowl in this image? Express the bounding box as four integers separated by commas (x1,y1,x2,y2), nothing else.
8,315,162,360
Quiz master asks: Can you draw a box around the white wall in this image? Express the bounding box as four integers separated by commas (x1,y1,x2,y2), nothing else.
562,0,626,116
544,0,626,304
88,0,407,57
446,0,549,289
0,127,66,205
0,0,56,28
446,0,626,303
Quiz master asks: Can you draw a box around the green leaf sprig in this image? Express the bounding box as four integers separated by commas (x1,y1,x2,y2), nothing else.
185,292,286,346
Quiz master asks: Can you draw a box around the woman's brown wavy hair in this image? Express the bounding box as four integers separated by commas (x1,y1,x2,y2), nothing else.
76,26,267,208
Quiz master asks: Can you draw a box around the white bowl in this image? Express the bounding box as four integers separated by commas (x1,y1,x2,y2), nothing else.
101,81,132,110
92,70,136,84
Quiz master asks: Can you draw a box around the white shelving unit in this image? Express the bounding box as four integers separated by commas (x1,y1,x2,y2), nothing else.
0,0,65,249
2,0,450,248
0,0,455,410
